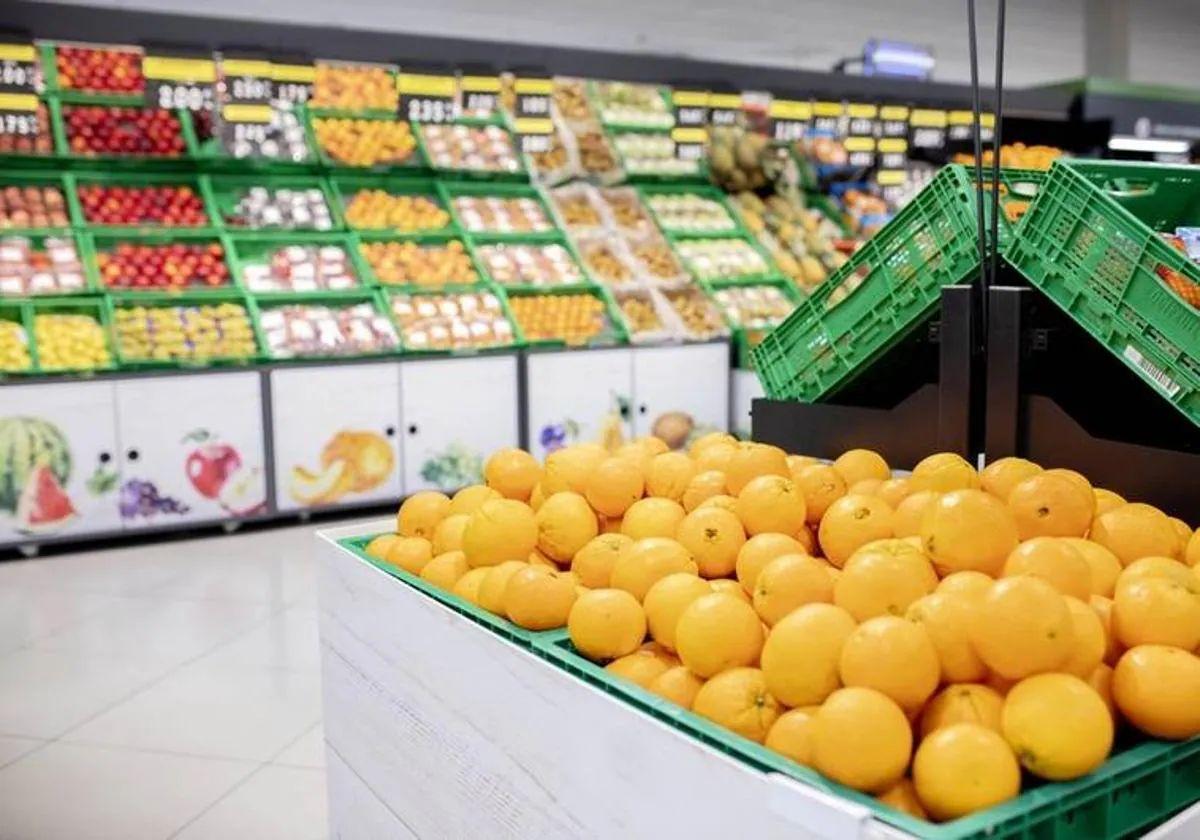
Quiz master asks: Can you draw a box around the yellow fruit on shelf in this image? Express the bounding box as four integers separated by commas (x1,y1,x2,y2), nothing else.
419,550,470,591
451,567,489,604
476,560,528,615
876,478,912,509
568,588,646,661
893,490,940,538
839,615,940,713
364,533,399,560
675,506,746,578
910,452,980,493
1087,663,1117,720
710,578,752,603
1002,537,1092,600
753,554,834,627
585,457,644,517
609,537,697,602
1091,503,1182,565
693,440,737,474
1063,538,1122,597
876,778,929,820
680,470,728,513
764,706,820,765
648,665,705,708
919,683,1005,739
385,536,434,575
462,499,538,568
920,489,1018,577
543,445,606,496
535,491,598,563
571,533,632,589
698,494,739,515
1186,528,1200,568
1001,673,1113,781
936,570,995,602
819,494,895,568
1089,594,1123,666
505,566,577,630
1115,556,1197,593
735,532,805,593
736,475,807,537
1112,577,1200,650
448,484,502,516
795,464,847,525
644,572,713,652
431,514,469,555
692,667,779,743
1007,473,1094,539
605,647,672,688
644,452,696,501
913,723,1021,821
1112,645,1200,740
834,538,937,622
397,490,451,539
1092,488,1128,517
980,457,1042,502
831,448,891,487
969,576,1075,680
725,442,789,495
484,448,542,501
675,592,764,678
812,687,913,794
761,603,856,707
1061,595,1107,678
906,592,988,684
621,497,686,540
689,432,736,458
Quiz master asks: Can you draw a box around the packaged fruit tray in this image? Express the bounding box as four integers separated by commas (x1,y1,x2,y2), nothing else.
204,174,343,233
0,231,94,297
331,175,456,236
88,230,236,296
612,286,684,345
752,165,1026,403
384,285,524,356
1006,160,1200,427
108,292,262,368
251,289,401,361
505,286,628,348
355,232,484,291
669,233,782,286
472,234,594,292
227,232,369,295
0,171,74,232
69,171,219,233
309,61,399,115
308,108,424,172
706,279,803,369
417,121,526,181
610,129,706,183
534,633,1200,840
640,184,744,237
547,182,613,236
587,80,674,131
598,186,658,239
438,182,559,241
623,230,691,287
190,104,317,173
659,284,731,341
26,295,117,374
39,42,146,104
49,99,201,167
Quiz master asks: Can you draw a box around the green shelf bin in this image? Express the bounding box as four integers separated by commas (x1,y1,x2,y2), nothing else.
108,291,262,369
49,97,200,170
190,105,320,176
87,230,237,297
381,283,526,357
505,283,630,349
437,181,560,243
588,80,676,133
0,230,95,298
354,231,485,291
27,295,118,374
250,288,402,362
0,171,73,233
38,41,147,106
203,173,344,232
704,277,804,370
69,170,220,234
470,232,595,292
752,165,1044,402
307,108,428,174
331,175,457,236
226,231,370,295
639,183,746,238
668,231,784,286
416,119,528,183
1006,160,1200,427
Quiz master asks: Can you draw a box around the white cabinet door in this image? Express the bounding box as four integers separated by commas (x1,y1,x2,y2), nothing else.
399,355,519,493
731,368,765,440
525,348,634,459
0,381,122,544
270,364,402,513
632,343,731,443
115,373,266,528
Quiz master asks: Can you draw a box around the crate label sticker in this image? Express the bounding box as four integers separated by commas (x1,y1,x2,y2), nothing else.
460,75,500,115
708,92,741,127
1123,346,1181,398
271,62,314,104
0,44,39,94
514,77,553,153
398,73,458,123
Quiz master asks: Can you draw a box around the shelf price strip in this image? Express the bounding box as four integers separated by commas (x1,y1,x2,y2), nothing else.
221,57,274,106
876,105,910,191
672,89,708,160
271,61,314,104
460,74,500,117
768,97,811,143
513,76,553,153
846,103,878,167
910,108,947,151
948,110,995,144
708,92,741,128
811,101,844,137
143,51,216,112
398,72,458,124
0,43,39,138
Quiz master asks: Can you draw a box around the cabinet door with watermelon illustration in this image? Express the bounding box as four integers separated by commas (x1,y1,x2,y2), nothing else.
400,355,519,493
525,347,634,458
0,381,122,545
270,363,402,513
631,343,730,446
114,373,266,529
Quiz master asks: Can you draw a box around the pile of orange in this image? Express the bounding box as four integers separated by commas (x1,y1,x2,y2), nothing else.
365,440,1200,824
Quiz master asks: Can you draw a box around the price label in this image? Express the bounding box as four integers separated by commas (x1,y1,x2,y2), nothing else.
846,103,878,137
877,136,908,170
768,98,811,143
0,91,39,137
271,62,314,104
708,92,741,127
460,75,501,116
144,54,216,112
844,135,876,167
910,108,947,150
671,126,708,161
222,58,273,105
514,77,553,153
219,102,273,149
948,110,994,143
812,101,844,135
0,44,38,93
398,72,458,123
671,90,708,159
880,105,909,137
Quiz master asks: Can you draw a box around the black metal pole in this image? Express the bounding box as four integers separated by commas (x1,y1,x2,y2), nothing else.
990,0,1007,294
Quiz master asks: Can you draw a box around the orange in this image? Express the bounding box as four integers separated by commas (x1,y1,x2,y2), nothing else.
1116,556,1198,593
921,489,1019,576
735,475,807,537
735,532,804,593
1112,577,1200,650
1063,538,1122,597
675,506,747,578
980,457,1042,501
529,482,546,511
635,435,669,457
535,491,598,563
839,615,941,712
1090,594,1123,666
796,525,817,555
812,687,913,793
505,566,577,629
876,778,928,820
584,457,644,518
598,513,621,534
753,554,834,626
710,578,751,603
605,648,672,688
1091,503,1182,565
785,453,819,474
567,588,646,661
1002,537,1092,600
1186,528,1200,567
847,478,884,497
365,533,399,560
419,550,470,591
1112,645,1200,739
795,464,847,524
689,431,736,458
621,497,686,540
451,567,489,604
910,452,980,493
476,560,528,614
385,536,434,575
893,490,940,538
986,672,1019,697
1171,518,1194,555
725,442,789,495
483,447,541,501
913,723,1021,820
692,667,779,743
681,470,727,512
907,592,988,683
1001,673,1114,780
764,706,820,765
448,484,502,516
609,537,697,602
697,493,738,514
571,533,632,589
542,445,606,496
818,494,895,568
397,490,451,539
644,572,713,652
1061,596,1107,678
1007,472,1094,539
431,513,469,556
1093,487,1127,516
919,684,1004,738
969,577,1075,679
876,478,912,509
1087,663,1117,719
462,499,539,568
834,538,937,621
676,593,764,677
1044,467,1093,497
648,665,704,708
644,452,696,501
831,448,891,486
936,570,994,602
693,440,737,474
528,548,556,569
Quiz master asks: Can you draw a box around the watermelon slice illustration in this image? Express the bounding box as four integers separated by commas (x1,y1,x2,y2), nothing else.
15,464,77,534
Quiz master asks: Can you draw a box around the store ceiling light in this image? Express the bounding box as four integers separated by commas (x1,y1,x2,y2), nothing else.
863,40,936,79
1107,135,1191,154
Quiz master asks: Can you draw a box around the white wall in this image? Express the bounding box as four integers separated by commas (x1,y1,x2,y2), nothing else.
24,0,1200,89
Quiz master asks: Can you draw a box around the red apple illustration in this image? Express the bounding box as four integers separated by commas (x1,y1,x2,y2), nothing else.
186,442,243,499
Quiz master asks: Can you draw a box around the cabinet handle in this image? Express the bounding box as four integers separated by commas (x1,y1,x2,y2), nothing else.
98,451,111,464
407,424,419,435
638,404,648,415
385,426,396,438
126,448,140,462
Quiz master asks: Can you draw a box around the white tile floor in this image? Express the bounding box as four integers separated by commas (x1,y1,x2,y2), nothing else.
0,520,357,840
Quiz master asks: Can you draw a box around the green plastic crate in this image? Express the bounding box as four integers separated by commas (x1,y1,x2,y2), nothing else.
471,233,595,292
107,291,262,368
535,633,1200,840
332,175,456,236
752,165,1040,402
355,231,485,291
307,108,427,173
0,97,59,169
0,230,95,297
587,80,676,132
203,173,344,232
607,127,707,184
69,170,219,233
416,118,527,182
0,171,73,232
250,288,402,361
190,106,320,175
226,231,370,295
50,97,200,170
38,41,147,106
28,295,117,374
1006,160,1200,427
87,230,237,296
639,183,745,237
505,284,629,349
437,181,559,243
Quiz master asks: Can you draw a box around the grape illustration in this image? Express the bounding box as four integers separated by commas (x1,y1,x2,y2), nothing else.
119,478,191,519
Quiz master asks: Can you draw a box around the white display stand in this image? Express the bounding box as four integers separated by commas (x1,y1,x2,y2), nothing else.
732,367,765,439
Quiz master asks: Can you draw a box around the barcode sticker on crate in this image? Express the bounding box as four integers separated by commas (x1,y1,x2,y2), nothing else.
1123,345,1182,398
